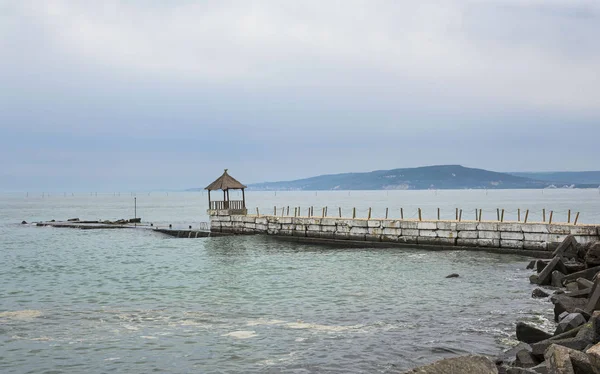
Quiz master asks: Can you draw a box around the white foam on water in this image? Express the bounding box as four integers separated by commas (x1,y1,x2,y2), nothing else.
0,310,42,319
104,357,120,361
246,318,286,327
285,321,363,332
221,330,257,339
140,336,158,339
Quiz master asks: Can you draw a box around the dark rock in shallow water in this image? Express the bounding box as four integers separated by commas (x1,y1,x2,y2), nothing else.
536,260,549,274
527,260,536,270
555,313,586,335
516,322,553,344
445,273,459,278
532,288,550,298
67,218,79,222
533,257,563,286
402,355,498,373
21,220,27,224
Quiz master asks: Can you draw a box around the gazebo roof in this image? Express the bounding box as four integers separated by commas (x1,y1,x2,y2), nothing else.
204,169,247,191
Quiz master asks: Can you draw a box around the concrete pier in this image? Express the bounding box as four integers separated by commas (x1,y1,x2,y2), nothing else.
209,210,600,257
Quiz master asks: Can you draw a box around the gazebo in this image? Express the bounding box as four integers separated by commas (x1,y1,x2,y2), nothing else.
205,169,247,214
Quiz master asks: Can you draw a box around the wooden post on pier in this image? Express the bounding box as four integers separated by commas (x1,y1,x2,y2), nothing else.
459,209,462,222
256,207,260,217
311,206,314,217
543,209,546,222
385,208,389,219
322,207,325,218
274,206,276,216
455,208,458,221
352,208,356,219
418,208,422,221
497,208,500,221
501,209,505,222
367,208,372,220
524,209,529,223
281,207,285,217
568,210,571,224
287,206,290,216
339,207,342,218
518,209,521,222
549,211,553,224
475,209,478,221
325,206,328,217
574,212,580,225
478,209,482,222
401,208,404,220
294,207,298,217
437,208,440,220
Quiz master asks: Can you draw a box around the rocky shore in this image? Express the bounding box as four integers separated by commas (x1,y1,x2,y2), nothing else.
404,236,600,373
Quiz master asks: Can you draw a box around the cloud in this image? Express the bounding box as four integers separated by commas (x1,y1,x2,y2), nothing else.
0,1,599,189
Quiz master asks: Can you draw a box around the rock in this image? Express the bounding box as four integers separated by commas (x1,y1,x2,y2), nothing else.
534,257,564,286
544,344,576,374
21,220,27,224
527,260,537,270
563,261,586,275
559,312,570,321
574,309,592,322
507,368,538,374
515,349,540,368
516,322,554,344
555,313,587,335
565,282,579,292
552,271,566,288
564,288,592,299
586,242,600,267
577,278,594,290
445,273,459,278
531,324,595,358
67,218,79,222
129,218,141,223
568,349,595,374
585,342,600,374
529,363,549,374
585,278,600,314
402,355,498,373
533,288,550,298
552,235,579,259
497,343,532,367
562,266,600,286
537,260,550,274
551,294,588,321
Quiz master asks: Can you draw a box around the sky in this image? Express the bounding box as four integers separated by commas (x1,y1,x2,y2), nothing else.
1,0,599,191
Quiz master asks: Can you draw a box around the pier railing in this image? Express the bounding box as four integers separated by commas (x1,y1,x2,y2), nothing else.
210,200,245,210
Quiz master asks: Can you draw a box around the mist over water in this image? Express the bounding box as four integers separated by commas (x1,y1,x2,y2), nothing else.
1,189,598,373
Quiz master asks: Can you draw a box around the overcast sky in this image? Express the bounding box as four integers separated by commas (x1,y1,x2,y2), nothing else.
1,0,599,191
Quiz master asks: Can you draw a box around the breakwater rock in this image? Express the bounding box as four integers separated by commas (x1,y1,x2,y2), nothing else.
495,235,600,374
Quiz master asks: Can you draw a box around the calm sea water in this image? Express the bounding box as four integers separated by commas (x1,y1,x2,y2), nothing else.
1,189,599,373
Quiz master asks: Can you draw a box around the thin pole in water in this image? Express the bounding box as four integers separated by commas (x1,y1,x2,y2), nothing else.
134,197,137,226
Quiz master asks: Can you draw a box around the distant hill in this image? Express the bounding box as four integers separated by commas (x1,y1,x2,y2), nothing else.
510,171,600,186
246,165,585,191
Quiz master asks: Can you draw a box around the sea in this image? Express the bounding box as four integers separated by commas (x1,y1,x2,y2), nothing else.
1,188,599,373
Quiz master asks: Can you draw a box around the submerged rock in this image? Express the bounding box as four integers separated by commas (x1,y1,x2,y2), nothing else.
532,288,550,299
445,273,459,278
402,355,498,373
21,220,27,224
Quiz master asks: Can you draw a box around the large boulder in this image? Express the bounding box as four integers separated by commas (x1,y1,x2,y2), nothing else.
551,294,588,321
516,322,553,344
563,260,586,275
402,355,498,373
586,342,600,374
533,257,564,286
531,324,595,358
585,278,600,314
561,266,600,285
585,242,600,267
552,271,566,288
554,313,586,335
515,349,540,368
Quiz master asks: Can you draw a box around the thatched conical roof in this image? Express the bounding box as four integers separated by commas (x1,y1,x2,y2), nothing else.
205,169,247,191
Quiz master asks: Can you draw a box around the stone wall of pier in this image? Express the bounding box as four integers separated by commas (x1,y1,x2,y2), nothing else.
208,211,600,253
